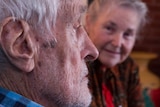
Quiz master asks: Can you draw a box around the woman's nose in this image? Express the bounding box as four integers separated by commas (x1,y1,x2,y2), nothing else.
111,33,124,48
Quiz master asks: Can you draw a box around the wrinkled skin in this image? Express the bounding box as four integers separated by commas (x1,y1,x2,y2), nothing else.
32,0,98,107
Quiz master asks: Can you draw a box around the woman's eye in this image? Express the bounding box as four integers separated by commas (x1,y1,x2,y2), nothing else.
105,25,115,34
124,32,130,37
124,30,133,36
123,30,134,40
106,26,112,30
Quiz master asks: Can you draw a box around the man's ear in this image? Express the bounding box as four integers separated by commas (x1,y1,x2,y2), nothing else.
0,17,36,72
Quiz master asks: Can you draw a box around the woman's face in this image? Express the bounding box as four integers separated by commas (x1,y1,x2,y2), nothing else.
86,6,140,67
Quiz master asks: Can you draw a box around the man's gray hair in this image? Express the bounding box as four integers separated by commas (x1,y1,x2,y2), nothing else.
0,0,59,35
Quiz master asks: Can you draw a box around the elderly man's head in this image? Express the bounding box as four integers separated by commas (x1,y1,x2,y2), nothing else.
0,0,98,107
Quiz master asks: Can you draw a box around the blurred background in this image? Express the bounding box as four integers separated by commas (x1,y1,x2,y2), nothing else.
131,0,160,106
133,0,160,77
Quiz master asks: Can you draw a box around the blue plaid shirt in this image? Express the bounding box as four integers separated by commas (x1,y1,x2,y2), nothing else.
0,87,43,107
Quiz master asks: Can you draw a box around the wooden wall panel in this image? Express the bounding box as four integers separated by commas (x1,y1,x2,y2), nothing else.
133,0,160,76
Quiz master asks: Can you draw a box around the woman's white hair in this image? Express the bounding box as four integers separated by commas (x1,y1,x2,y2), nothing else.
0,0,59,35
87,0,148,30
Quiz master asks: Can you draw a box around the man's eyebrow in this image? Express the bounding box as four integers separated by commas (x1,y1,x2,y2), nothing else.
79,5,87,14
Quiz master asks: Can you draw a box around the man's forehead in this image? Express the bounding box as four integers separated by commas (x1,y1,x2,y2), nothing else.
59,0,87,23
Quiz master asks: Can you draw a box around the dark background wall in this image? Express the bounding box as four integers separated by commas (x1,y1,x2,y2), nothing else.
133,0,160,77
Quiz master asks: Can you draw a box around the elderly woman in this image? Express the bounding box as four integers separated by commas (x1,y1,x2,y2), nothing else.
85,0,148,107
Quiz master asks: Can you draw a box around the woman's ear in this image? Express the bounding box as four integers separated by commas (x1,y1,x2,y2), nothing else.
0,17,36,72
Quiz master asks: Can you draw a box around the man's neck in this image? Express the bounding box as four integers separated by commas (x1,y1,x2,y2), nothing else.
0,70,57,107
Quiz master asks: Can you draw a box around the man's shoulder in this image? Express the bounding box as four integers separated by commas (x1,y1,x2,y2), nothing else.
0,87,43,107
0,104,4,107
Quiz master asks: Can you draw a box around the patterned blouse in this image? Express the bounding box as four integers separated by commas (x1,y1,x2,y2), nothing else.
88,57,144,107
